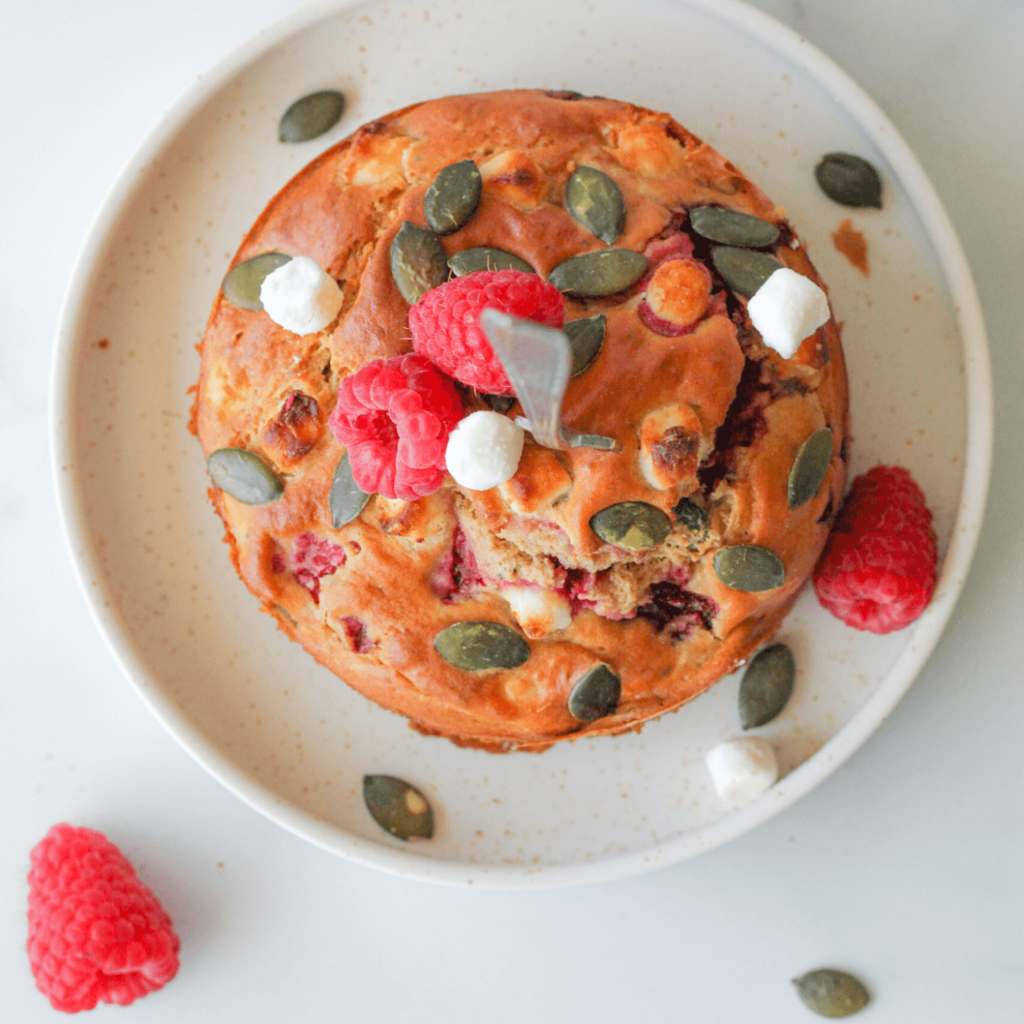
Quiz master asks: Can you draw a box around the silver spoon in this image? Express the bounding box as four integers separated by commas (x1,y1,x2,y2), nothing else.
478,308,619,452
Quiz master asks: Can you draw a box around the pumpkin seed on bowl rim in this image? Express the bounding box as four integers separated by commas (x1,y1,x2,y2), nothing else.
590,502,672,551
278,90,346,143
207,448,283,505
434,621,530,671
390,222,448,304
565,166,626,245
713,545,785,591
788,428,834,510
689,206,780,248
792,969,870,1018
424,159,482,235
814,153,883,209
328,451,370,528
222,252,293,311
568,664,621,722
362,775,434,841
548,249,649,297
564,314,606,376
711,246,783,298
738,643,795,729
448,247,535,276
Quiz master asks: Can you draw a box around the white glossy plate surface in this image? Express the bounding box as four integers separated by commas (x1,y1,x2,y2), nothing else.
52,0,991,887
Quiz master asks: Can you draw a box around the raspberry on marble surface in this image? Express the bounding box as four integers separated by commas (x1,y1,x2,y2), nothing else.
26,824,180,1013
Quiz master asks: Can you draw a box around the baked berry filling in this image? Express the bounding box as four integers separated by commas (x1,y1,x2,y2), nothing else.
264,391,321,461
341,616,374,653
291,533,346,603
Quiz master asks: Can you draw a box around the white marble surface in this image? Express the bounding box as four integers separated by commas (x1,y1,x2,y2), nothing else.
2,0,1021,1020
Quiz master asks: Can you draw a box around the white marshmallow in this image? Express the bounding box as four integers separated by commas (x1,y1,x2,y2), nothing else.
503,586,572,638
747,267,830,359
259,255,343,335
705,736,779,804
445,411,524,491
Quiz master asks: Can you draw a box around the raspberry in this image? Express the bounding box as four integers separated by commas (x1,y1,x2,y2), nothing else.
328,353,462,501
814,465,937,634
26,824,180,1013
408,269,564,395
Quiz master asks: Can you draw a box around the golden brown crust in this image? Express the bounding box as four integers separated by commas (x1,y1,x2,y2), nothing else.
193,89,849,751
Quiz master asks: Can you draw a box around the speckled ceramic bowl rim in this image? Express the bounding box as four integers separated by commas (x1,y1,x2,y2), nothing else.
50,0,992,888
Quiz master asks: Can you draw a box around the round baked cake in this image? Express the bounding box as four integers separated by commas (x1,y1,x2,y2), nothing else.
191,89,849,752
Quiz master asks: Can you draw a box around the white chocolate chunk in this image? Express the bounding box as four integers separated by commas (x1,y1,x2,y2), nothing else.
445,411,524,491
747,267,830,358
260,255,343,335
503,586,572,638
705,736,779,803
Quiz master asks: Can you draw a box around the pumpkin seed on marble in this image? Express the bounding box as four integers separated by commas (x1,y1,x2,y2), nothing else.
390,222,448,304
738,643,795,729
689,206,780,248
424,160,482,235
590,502,671,551
207,448,283,505
672,497,710,539
814,153,883,209
434,621,529,671
448,247,535,276
713,545,785,591
565,166,626,245
792,969,870,1018
362,775,434,841
222,252,293,311
548,249,649,297
711,246,783,297
278,90,346,143
564,314,606,376
328,451,370,528
788,427,833,510
568,664,621,722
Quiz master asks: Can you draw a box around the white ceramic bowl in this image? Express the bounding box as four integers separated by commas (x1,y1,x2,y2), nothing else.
51,0,991,887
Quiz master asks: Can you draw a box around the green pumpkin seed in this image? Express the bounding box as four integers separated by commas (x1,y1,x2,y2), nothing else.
278,90,346,143
788,428,834,510
568,664,621,722
713,545,785,591
329,451,370,528
434,621,530,671
738,643,795,729
673,496,709,534
207,448,283,505
711,247,783,297
362,775,434,841
390,222,448,304
690,205,780,248
549,249,649,297
222,252,293,311
590,502,671,551
424,159,482,235
814,153,882,209
565,314,606,376
565,166,626,245
448,247,535,276
793,969,870,1018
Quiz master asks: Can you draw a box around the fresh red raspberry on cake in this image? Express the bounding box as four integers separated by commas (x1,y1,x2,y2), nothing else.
814,465,937,634
408,269,564,395
328,352,463,500
26,824,180,1013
